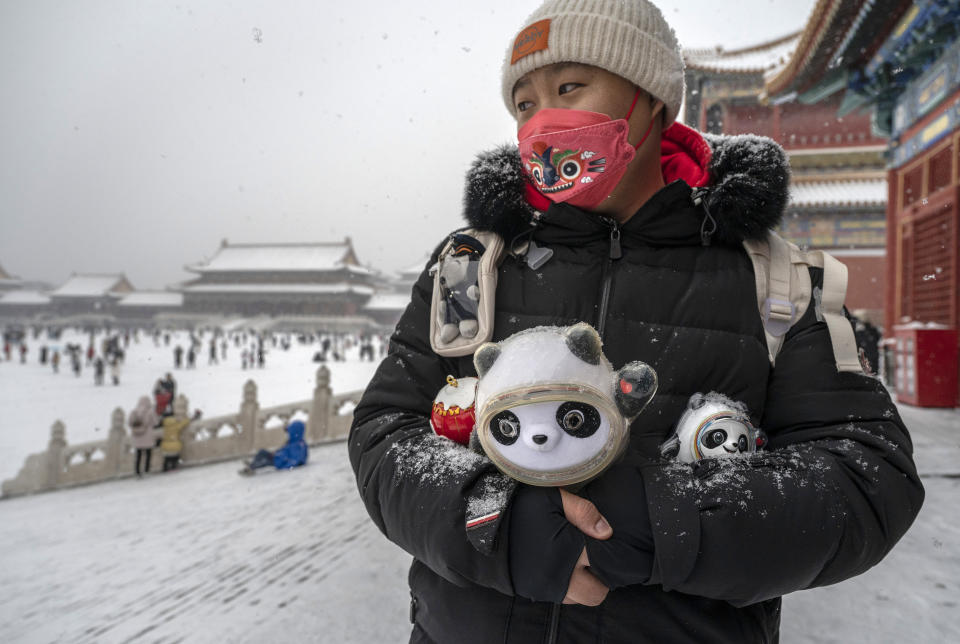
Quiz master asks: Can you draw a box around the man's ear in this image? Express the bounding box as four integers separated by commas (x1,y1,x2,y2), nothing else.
651,99,665,126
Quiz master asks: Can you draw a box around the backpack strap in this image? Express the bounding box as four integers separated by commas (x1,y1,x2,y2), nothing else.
804,249,865,373
743,232,863,373
743,234,806,365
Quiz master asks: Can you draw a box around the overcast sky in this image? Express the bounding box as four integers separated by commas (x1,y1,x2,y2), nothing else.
0,0,815,290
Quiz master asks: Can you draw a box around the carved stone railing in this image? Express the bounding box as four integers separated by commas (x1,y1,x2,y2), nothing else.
1,366,365,498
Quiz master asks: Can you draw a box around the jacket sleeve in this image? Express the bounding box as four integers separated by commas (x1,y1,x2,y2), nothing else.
348,254,515,595
585,269,925,606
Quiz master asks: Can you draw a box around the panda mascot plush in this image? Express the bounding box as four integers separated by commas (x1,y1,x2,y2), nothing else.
659,392,765,464
467,322,657,487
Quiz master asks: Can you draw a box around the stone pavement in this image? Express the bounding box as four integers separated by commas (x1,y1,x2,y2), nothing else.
0,402,956,643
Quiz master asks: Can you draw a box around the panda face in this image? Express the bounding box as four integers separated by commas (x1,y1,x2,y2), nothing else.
485,400,611,473
696,417,751,457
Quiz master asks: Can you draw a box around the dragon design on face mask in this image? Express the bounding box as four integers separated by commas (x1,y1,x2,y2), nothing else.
526,142,606,194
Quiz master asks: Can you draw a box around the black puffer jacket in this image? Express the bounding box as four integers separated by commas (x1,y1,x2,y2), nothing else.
349,131,924,644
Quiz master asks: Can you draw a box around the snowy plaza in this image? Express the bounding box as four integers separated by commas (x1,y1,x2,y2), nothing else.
0,329,955,643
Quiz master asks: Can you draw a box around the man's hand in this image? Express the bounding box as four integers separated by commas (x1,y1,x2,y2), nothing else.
560,488,612,539
563,547,608,606
559,488,611,606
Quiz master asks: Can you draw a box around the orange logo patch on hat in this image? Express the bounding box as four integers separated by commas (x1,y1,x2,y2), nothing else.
511,19,550,64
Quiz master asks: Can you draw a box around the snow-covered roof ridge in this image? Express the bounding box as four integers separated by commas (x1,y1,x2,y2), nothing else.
117,291,184,307
180,283,375,295
684,31,802,74
0,262,18,280
788,177,887,208
50,273,133,298
363,292,412,311
0,290,51,304
399,255,431,278
186,240,367,274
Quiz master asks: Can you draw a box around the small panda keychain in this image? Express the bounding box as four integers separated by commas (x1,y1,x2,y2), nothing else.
437,322,657,487
659,392,766,463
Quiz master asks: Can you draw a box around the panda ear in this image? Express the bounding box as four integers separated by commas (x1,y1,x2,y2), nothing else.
473,342,501,377
563,322,602,365
659,434,681,459
615,361,657,418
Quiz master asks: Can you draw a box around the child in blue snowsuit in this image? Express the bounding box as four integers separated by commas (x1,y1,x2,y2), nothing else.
242,420,308,474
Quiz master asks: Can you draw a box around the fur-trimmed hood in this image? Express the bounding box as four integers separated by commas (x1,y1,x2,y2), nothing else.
462,123,790,247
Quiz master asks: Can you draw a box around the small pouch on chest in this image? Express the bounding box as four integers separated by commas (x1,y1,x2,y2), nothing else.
429,230,504,357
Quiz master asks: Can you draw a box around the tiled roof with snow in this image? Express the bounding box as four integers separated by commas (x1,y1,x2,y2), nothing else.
789,178,887,208
684,32,801,74
0,290,51,305
363,293,412,311
399,256,431,278
187,243,369,274
117,292,184,307
181,283,375,296
50,274,128,298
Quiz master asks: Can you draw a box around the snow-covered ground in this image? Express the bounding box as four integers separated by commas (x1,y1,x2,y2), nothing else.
0,329,380,484
0,445,412,644
0,329,957,642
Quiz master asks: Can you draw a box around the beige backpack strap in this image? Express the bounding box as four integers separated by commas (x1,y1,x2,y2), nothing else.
745,232,864,373
807,249,864,373
743,233,805,365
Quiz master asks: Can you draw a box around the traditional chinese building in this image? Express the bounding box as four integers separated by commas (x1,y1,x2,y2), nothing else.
0,290,52,323
0,262,24,292
47,273,134,322
114,291,185,327
361,256,431,328
684,26,891,316
765,0,960,405
179,239,375,318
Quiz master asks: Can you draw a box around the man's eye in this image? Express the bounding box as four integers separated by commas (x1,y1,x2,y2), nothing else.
517,100,534,112
558,83,581,95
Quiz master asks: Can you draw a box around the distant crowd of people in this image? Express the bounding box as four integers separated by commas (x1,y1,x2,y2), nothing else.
2,323,388,480
2,327,130,384
1,326,390,386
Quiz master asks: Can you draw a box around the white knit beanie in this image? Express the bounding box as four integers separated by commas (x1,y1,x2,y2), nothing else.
501,0,685,126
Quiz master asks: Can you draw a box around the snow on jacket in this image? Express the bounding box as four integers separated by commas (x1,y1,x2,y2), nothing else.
129,396,160,450
273,420,308,469
348,123,924,644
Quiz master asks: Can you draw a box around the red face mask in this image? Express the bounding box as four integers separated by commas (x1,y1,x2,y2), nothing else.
517,89,654,210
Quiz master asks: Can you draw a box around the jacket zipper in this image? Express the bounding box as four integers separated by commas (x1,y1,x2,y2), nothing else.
545,218,618,644
546,603,561,644
595,218,622,339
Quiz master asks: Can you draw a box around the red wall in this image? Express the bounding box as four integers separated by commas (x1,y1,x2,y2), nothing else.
705,96,885,150
832,253,887,314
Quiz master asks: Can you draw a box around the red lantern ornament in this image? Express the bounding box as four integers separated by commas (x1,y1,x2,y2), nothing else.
430,375,478,445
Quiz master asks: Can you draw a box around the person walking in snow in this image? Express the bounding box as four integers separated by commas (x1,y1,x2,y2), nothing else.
348,2,924,642
51,350,60,373
173,345,183,369
110,357,121,385
129,396,160,476
93,356,105,385
154,373,177,420
238,420,309,476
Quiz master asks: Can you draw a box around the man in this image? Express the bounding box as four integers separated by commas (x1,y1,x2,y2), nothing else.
349,1,924,642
